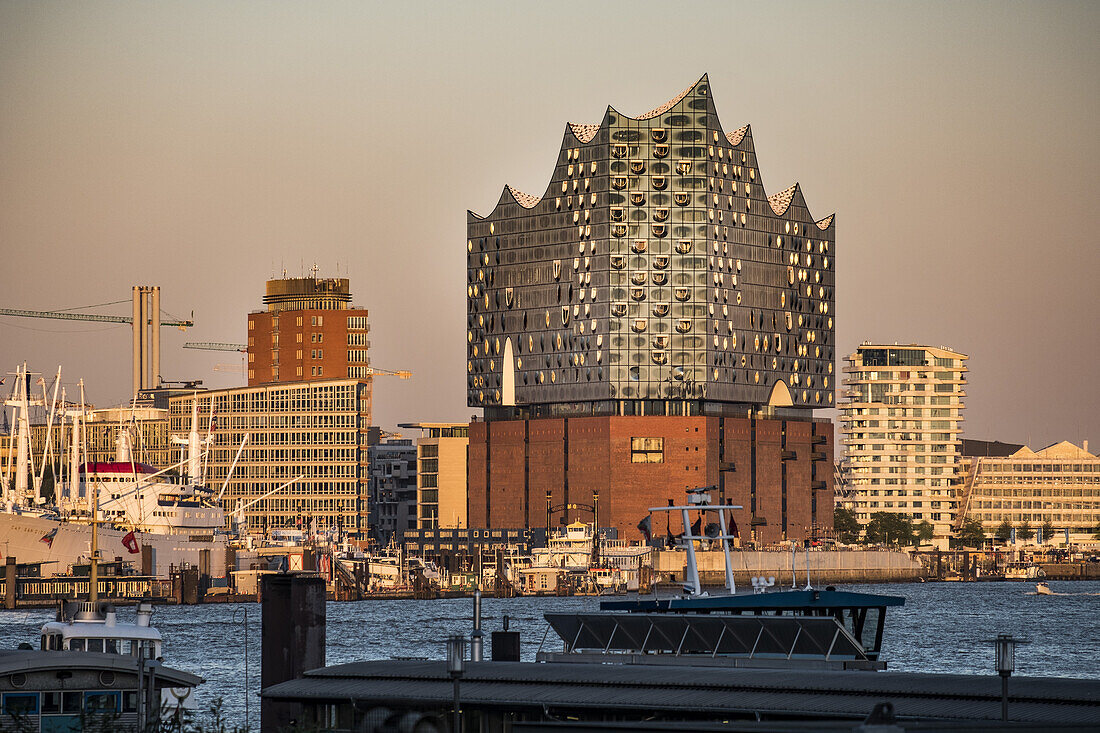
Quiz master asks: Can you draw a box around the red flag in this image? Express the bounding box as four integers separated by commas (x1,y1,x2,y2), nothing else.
40,528,58,547
122,531,140,554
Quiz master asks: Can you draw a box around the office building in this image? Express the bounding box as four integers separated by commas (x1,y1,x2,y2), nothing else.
401,422,470,530
839,344,967,546
365,438,417,545
167,380,372,537
466,75,836,542
247,275,372,385
958,440,1100,544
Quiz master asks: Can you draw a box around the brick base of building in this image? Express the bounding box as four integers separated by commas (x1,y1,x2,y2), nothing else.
467,414,834,545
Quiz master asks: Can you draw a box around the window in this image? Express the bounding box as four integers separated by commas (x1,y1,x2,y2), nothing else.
631,437,664,463
2,693,38,714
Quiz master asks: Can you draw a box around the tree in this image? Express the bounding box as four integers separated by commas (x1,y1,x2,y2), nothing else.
915,521,935,544
1040,520,1054,543
954,518,987,549
863,512,916,546
832,506,862,544
994,520,1013,544
1017,521,1034,542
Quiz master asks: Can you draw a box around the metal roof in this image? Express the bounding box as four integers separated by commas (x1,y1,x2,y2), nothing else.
0,650,203,687
544,612,869,661
263,660,1100,725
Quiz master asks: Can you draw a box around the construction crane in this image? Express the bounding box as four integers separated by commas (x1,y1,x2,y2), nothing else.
184,342,246,352
184,343,411,379
0,286,192,396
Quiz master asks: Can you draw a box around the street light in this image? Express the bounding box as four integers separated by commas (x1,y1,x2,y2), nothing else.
993,633,1024,722
446,635,466,733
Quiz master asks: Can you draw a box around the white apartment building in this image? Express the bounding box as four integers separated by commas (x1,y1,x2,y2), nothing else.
839,344,968,546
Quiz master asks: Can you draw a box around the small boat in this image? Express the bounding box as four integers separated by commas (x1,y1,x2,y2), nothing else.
1036,582,1053,595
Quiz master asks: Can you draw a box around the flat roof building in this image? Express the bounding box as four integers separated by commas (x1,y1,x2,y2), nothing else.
400,422,470,531
466,75,836,542
168,379,372,537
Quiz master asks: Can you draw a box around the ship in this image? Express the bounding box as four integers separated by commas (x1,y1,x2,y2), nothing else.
1,365,228,579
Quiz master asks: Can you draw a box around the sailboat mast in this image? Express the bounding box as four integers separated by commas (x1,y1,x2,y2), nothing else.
81,378,98,603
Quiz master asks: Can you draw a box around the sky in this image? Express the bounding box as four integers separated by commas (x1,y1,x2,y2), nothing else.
1,1,1097,448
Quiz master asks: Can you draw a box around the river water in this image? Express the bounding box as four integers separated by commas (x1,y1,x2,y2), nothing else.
2,580,1097,728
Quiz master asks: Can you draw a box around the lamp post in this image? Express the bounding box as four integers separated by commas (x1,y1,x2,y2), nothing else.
446,634,466,733
994,633,1019,722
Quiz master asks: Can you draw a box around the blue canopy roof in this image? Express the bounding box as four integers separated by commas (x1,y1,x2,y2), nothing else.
600,589,905,613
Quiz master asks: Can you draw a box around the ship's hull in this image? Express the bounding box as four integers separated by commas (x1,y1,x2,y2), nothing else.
0,512,226,579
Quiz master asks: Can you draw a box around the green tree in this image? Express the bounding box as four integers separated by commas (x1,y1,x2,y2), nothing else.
915,521,935,543
1040,520,1054,543
954,518,987,549
864,512,916,546
994,520,1013,544
1017,521,1034,542
832,506,862,544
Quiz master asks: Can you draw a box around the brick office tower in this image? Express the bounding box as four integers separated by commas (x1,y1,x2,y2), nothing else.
466,75,836,543
247,275,372,386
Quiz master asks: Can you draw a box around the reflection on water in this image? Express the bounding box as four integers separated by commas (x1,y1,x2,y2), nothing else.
2,581,1097,726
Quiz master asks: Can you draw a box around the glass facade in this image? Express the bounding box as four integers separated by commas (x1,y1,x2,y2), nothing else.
467,75,835,416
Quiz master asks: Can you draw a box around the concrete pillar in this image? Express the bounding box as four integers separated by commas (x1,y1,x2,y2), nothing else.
261,574,326,732
132,287,143,397
150,286,160,389
4,557,16,610
141,545,155,578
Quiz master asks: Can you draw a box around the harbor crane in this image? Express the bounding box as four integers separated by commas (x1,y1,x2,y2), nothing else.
0,286,192,397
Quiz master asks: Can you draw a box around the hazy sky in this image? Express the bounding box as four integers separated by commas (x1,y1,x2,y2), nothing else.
1,1,1097,448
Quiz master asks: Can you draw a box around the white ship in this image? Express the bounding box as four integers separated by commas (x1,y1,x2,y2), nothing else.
1,365,228,579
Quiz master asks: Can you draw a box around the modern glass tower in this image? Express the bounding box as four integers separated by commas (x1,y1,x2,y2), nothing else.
465,76,837,542
467,75,836,419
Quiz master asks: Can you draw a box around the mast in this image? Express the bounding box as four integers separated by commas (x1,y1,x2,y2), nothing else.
81,378,98,603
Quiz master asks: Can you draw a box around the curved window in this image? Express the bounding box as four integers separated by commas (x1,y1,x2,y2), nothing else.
652,304,670,318
652,272,668,285
611,303,627,317
652,352,668,365
677,161,692,175
676,319,692,333
630,160,646,174
612,176,627,190
631,240,647,254
651,224,667,238
630,192,646,206
630,287,646,301
612,144,627,159
673,192,690,206
630,272,647,285
610,207,625,222
612,224,627,238
654,144,669,158
651,128,667,142
653,255,669,269
632,319,648,333
653,208,669,222
610,255,626,270
675,240,692,254
651,176,667,190
674,288,691,301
